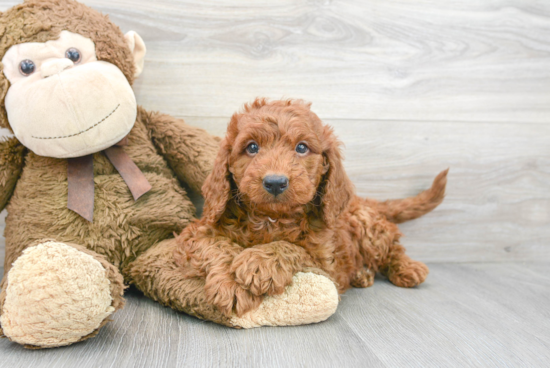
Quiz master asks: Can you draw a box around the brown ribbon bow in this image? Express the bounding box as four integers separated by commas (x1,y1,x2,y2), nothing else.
67,137,152,222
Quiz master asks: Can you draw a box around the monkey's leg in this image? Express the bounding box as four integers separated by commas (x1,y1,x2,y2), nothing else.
126,238,339,328
0,241,125,349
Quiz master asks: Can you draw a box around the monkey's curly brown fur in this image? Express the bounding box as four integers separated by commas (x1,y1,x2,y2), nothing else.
175,98,448,317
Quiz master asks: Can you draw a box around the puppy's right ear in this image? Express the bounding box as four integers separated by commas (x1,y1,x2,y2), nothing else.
201,138,232,225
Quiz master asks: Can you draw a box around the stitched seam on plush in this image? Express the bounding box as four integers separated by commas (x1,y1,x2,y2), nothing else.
32,104,120,140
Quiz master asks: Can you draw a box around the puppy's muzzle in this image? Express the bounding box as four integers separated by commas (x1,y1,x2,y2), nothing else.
263,175,289,196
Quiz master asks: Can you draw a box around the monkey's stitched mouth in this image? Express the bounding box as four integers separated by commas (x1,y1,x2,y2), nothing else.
31,104,120,140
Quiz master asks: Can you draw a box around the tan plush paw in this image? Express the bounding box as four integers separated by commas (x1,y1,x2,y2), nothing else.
230,272,338,328
0,242,115,348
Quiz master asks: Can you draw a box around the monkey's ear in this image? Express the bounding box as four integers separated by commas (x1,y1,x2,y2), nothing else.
124,31,146,78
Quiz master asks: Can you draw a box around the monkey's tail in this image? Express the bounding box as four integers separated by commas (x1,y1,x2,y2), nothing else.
366,169,449,224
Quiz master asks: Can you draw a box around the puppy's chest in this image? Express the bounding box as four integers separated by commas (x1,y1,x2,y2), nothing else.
239,219,305,247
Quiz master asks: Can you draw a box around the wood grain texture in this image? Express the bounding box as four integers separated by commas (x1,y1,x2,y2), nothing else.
0,263,548,368
123,0,550,123
4,0,549,122
0,0,549,264
2,0,545,123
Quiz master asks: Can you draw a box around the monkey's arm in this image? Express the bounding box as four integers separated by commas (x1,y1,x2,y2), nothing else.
0,137,26,211
140,107,220,194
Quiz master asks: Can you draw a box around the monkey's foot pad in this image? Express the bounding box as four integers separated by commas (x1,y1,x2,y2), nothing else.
1,242,114,348
230,272,339,328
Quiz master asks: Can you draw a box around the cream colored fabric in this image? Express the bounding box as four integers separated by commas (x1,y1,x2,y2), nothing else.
41,58,74,78
2,31,137,158
230,272,339,328
2,31,98,82
1,241,114,348
124,31,146,78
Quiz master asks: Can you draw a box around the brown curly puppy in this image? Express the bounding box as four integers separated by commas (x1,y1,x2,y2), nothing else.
175,98,448,317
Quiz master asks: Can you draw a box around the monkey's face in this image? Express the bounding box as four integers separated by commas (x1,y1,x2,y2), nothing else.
2,31,142,158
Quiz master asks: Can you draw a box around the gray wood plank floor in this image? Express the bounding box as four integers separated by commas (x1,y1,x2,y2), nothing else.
1,262,548,368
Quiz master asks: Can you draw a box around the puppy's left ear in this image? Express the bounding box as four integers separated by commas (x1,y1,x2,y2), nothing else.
124,31,146,78
319,125,354,227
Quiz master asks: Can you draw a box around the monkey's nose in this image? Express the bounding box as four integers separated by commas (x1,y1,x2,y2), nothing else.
41,58,74,78
263,175,289,196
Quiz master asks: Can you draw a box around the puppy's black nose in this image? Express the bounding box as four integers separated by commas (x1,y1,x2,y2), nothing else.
263,175,289,196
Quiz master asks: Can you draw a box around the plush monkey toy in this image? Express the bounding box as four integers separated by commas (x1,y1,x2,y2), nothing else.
0,0,338,349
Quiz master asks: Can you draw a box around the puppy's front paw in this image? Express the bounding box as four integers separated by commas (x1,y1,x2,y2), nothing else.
204,271,262,317
231,248,295,297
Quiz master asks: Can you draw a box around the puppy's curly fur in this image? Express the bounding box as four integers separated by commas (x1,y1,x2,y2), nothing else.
175,99,448,317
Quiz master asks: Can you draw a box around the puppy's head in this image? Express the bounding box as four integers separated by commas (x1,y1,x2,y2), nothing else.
202,98,354,226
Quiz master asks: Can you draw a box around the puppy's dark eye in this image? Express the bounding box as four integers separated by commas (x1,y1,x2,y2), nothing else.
65,48,81,63
296,142,309,154
246,142,259,155
19,59,35,76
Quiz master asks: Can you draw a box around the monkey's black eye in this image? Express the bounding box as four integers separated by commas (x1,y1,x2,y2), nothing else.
296,142,309,154
18,59,35,76
246,142,259,155
65,48,81,63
